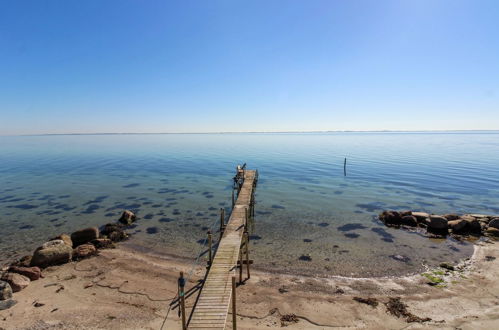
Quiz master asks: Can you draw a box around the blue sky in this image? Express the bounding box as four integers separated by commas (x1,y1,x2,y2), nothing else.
0,0,498,134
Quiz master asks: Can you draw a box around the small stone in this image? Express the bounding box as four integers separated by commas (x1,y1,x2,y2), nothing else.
448,219,468,233
461,217,482,233
8,266,41,281
411,212,429,221
1,273,30,292
0,281,13,300
486,227,499,237
17,255,32,267
389,255,411,263
73,244,97,259
119,210,136,225
444,214,460,221
91,238,114,249
298,255,312,261
71,227,99,247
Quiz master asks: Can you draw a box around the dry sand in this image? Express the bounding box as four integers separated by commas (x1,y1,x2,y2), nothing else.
2,240,499,330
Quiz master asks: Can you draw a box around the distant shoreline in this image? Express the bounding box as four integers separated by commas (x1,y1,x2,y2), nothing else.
2,129,499,137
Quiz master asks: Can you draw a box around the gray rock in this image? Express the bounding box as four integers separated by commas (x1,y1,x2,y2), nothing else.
71,227,99,247
428,216,448,230
31,243,73,268
0,281,13,300
0,299,17,310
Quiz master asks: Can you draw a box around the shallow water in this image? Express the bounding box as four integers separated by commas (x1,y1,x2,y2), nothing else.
1,132,498,277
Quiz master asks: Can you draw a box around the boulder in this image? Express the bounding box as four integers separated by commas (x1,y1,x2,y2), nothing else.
51,234,73,248
1,273,30,292
73,244,97,259
71,227,99,247
428,216,448,230
8,266,41,281
31,242,73,268
0,299,16,310
0,281,12,300
411,212,429,221
41,240,65,249
119,210,136,225
380,211,402,226
488,218,499,230
448,219,468,233
486,227,499,237
91,238,114,249
444,214,460,221
400,215,417,227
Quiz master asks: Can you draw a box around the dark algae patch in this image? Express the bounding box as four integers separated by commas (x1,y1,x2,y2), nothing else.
337,223,367,232
353,297,378,308
385,297,431,323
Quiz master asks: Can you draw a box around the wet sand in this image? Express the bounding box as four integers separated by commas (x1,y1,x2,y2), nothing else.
2,240,499,329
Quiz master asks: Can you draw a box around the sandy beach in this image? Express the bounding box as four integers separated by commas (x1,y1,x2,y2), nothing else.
2,238,499,330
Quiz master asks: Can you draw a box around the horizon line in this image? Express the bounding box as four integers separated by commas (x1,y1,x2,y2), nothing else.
2,129,499,137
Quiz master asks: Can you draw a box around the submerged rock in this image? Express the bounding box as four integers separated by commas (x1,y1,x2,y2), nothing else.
71,227,99,246
8,266,41,281
1,273,30,292
379,211,402,226
0,281,13,300
31,241,73,268
101,223,127,242
119,210,136,225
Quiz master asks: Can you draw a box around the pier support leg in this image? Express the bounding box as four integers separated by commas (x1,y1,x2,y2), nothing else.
232,276,237,330
208,230,213,266
178,272,187,330
245,232,250,280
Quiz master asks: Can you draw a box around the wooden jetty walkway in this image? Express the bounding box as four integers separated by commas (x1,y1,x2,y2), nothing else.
187,168,257,329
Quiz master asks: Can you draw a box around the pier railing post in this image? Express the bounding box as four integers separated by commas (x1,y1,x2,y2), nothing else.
232,276,237,329
220,208,225,234
244,208,248,232
208,230,213,266
231,189,235,209
178,272,187,330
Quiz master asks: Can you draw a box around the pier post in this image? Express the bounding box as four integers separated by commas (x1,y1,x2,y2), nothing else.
220,208,225,234
231,189,235,209
239,248,243,284
232,276,237,329
244,208,248,232
245,232,250,279
208,230,213,266
178,272,187,330
344,157,347,176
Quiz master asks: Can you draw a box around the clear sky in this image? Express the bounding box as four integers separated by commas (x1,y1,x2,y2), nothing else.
1,0,498,134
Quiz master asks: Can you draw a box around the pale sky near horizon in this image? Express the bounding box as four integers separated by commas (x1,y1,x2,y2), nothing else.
1,0,498,135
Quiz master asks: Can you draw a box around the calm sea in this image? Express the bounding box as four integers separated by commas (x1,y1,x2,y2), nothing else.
1,132,498,277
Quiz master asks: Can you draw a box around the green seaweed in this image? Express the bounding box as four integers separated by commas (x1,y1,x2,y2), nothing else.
421,273,444,284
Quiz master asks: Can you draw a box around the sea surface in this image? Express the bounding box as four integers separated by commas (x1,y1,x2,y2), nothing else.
1,132,499,277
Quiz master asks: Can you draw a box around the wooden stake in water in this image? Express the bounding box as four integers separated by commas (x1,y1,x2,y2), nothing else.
220,208,225,233
344,157,347,176
245,232,250,279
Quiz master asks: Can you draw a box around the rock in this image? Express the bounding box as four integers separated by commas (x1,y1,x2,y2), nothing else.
73,244,97,259
17,255,32,267
400,215,417,227
461,218,481,234
448,219,468,233
0,299,17,310
119,210,136,225
443,214,460,221
428,216,448,230
488,218,499,229
380,211,402,226
51,234,73,248
91,238,114,249
411,212,429,221
101,223,127,242
400,211,412,217
461,214,476,221
1,273,30,292
440,262,455,271
71,227,99,247
0,281,13,300
486,227,499,237
470,214,491,219
31,242,73,268
8,266,41,281
41,240,65,249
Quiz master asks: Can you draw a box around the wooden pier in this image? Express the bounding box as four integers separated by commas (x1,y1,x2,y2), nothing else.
187,168,257,329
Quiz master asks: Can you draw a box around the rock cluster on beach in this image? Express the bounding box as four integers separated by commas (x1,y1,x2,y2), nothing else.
379,210,499,238
0,210,137,310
